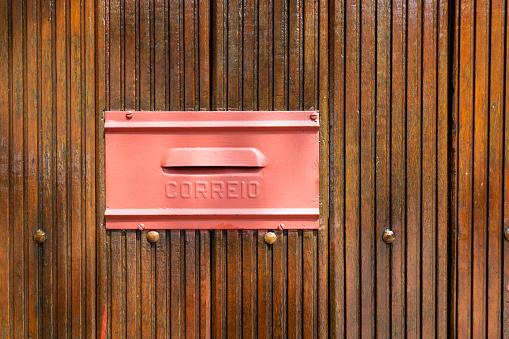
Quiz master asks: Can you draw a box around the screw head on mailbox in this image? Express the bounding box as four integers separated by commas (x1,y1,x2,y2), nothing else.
104,111,319,230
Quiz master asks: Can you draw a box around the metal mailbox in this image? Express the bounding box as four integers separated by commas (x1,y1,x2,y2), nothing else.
104,111,320,230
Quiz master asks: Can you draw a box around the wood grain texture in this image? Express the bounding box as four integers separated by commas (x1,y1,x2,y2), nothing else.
328,0,450,336
452,0,509,337
2,0,494,336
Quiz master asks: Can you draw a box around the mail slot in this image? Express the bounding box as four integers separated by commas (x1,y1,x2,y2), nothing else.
104,111,319,230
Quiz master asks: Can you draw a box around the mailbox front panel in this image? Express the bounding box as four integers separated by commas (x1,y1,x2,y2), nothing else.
105,111,319,229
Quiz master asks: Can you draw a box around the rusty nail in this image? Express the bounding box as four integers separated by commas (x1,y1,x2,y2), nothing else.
264,232,277,245
33,229,47,244
126,112,133,119
138,223,145,230
310,113,319,121
147,231,160,243
278,223,284,231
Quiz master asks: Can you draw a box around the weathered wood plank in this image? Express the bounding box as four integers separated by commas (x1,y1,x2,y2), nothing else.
360,0,376,334
0,0,11,335
457,0,475,335
329,0,346,336
422,0,438,334
406,0,423,336
390,0,406,336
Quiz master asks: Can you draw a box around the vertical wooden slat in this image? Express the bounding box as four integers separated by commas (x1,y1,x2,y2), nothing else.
155,230,168,339
272,1,288,336
273,0,287,111
168,1,183,337
242,1,257,338
421,0,438,335
242,1,257,337
303,231,317,338
242,231,257,339
436,0,449,336
486,0,505,333
303,0,318,336
169,0,182,109
257,232,271,339
345,0,361,334
126,233,140,338
211,0,227,111
199,231,211,338
154,1,168,337
185,231,197,338
449,0,461,334
96,0,108,336
226,229,242,338
257,0,273,336
183,1,198,336
406,0,423,336
124,0,139,337
391,0,406,336
504,7,509,334
139,1,154,336
360,0,376,334
26,0,39,336
109,0,125,336
457,1,475,338
258,0,273,111
55,0,70,336
170,231,183,339
272,229,287,338
288,1,304,336
141,230,154,338
456,0,474,335
317,0,329,335
243,0,257,110
375,0,391,334
471,0,489,336
0,0,11,335
11,0,26,336
69,0,84,335
84,0,96,336
210,2,227,335
110,231,125,338
198,0,210,110
503,1,509,335
211,231,226,338
226,0,242,335
184,0,197,111
329,0,345,336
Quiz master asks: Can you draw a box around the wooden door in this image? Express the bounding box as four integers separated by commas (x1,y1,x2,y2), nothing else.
0,0,506,338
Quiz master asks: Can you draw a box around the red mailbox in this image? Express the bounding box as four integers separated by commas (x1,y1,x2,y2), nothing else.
105,111,320,230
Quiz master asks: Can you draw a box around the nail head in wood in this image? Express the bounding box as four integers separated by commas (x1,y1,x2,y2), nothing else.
33,229,47,244
264,232,277,245
147,231,160,243
382,229,395,244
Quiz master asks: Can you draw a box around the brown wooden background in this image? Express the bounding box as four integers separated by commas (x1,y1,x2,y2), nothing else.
0,0,507,337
